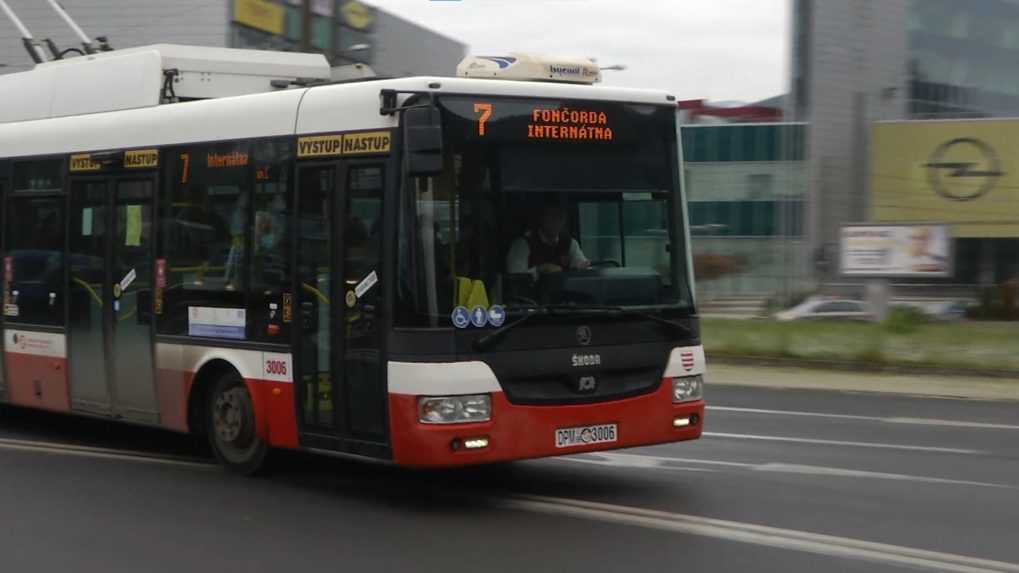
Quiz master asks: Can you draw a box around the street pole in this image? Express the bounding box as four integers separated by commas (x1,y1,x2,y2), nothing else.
300,0,312,52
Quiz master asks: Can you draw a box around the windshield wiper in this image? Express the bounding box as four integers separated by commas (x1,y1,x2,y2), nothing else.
472,306,549,352
545,304,694,337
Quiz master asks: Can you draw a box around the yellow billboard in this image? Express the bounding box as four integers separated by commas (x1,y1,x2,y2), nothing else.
234,0,285,36
870,120,1019,238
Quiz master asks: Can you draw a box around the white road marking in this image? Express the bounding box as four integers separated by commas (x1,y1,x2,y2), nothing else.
709,406,1019,431
500,494,1019,573
703,432,983,454
0,437,213,469
558,452,1014,489
755,463,1014,489
563,452,752,469
887,417,1019,430
561,455,719,472
2,435,1015,570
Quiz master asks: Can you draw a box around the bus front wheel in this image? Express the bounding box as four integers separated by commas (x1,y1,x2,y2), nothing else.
208,373,268,475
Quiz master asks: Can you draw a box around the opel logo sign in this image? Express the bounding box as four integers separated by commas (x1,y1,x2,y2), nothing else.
925,138,1005,202
576,325,591,346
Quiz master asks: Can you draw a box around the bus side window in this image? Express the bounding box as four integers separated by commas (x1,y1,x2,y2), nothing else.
4,160,65,327
158,144,250,337
248,140,293,342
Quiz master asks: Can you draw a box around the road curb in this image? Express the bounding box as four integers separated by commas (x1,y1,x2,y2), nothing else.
706,359,1019,402
709,353,1019,380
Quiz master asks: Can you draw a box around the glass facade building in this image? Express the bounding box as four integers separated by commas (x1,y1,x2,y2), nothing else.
229,0,465,78
909,0,1019,118
682,123,809,299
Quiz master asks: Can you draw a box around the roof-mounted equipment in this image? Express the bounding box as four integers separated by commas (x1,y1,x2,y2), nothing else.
456,53,602,85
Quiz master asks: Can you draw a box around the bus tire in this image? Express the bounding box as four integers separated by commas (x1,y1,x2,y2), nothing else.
207,372,268,475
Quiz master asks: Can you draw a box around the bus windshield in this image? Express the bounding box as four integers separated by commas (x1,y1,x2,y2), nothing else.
396,96,694,328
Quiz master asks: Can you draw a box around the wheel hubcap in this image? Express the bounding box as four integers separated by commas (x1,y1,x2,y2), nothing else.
213,388,248,445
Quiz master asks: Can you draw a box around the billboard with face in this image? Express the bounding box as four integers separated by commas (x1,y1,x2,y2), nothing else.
840,225,951,278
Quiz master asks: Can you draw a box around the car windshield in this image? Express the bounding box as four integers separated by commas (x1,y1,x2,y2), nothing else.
396,96,694,327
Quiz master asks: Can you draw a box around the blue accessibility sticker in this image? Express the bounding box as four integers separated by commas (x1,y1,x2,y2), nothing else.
488,305,506,328
451,306,471,329
470,305,489,328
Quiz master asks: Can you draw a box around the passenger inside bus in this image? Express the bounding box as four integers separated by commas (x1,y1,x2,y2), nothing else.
505,201,591,276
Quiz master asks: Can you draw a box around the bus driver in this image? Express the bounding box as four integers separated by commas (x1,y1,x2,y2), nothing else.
506,202,591,276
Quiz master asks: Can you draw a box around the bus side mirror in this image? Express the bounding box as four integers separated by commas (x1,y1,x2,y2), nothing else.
403,106,443,177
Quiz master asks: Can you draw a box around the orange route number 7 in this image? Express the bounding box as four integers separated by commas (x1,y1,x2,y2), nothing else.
474,103,493,136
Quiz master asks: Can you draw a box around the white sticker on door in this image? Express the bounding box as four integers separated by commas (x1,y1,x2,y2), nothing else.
354,270,378,299
120,268,137,292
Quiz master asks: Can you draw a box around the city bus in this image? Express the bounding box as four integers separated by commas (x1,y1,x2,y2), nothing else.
0,46,705,473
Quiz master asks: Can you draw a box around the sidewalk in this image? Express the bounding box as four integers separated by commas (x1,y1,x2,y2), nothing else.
707,363,1019,401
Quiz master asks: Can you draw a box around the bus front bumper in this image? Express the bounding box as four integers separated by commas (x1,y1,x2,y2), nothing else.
388,382,704,468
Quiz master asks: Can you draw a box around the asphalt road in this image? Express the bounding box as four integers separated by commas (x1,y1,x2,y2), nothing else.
1,384,1017,573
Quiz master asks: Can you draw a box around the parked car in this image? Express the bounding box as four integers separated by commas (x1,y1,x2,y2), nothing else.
925,300,971,322
774,297,877,322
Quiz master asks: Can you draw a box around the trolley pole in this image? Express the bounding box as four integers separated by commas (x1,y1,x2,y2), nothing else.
43,0,96,53
0,0,48,63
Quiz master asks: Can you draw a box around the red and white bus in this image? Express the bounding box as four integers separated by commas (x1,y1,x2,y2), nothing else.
0,46,705,473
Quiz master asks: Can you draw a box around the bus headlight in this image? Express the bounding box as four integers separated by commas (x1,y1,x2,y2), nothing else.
672,375,703,403
418,395,492,424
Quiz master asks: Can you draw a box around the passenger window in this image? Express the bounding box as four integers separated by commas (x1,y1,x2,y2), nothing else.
158,143,251,336
13,159,62,192
5,195,66,326
249,140,293,342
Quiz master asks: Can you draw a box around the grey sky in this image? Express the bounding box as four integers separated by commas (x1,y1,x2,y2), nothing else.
367,0,790,102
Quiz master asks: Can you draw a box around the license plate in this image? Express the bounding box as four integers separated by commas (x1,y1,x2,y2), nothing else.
555,423,618,449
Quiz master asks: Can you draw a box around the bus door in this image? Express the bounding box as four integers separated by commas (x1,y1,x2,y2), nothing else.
295,160,387,452
68,174,158,422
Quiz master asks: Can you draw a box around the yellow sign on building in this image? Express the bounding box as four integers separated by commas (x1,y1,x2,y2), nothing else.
234,0,285,36
870,120,1019,238
340,0,375,31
